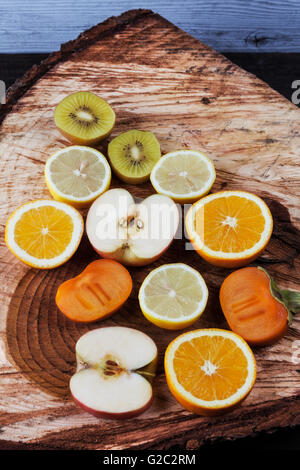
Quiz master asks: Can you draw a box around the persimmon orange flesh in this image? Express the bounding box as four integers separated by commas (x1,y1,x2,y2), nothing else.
56,259,132,322
220,267,290,346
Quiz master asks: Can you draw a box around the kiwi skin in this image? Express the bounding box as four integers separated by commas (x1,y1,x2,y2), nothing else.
54,92,116,146
108,130,161,184
56,126,116,147
111,159,151,185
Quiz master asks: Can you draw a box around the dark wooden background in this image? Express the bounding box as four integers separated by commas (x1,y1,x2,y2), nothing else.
0,0,299,452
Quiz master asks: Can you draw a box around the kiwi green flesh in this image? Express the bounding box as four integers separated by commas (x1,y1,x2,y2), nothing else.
108,130,161,180
54,91,115,142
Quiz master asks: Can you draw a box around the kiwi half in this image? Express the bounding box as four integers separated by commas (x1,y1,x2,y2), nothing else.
108,130,161,184
54,91,115,145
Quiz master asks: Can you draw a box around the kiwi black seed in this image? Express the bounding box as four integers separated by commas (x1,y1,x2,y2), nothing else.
108,129,161,184
54,91,115,145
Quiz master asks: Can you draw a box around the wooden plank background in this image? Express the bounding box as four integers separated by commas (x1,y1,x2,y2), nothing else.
1,2,300,452
1,10,300,450
0,0,300,53
2,52,300,105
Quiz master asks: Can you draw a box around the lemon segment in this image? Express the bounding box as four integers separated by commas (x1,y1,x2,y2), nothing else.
139,263,208,330
45,146,111,208
150,150,216,203
5,200,84,269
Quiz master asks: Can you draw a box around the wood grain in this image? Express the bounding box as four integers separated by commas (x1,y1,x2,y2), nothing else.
1,0,300,53
2,52,300,104
0,9,300,450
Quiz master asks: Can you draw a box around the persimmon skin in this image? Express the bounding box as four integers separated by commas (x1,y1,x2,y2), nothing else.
220,267,288,347
56,259,132,322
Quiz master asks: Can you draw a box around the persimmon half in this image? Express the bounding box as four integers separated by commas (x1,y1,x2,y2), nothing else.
220,266,300,347
56,259,132,322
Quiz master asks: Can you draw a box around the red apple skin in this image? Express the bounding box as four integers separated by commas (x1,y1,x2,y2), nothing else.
71,393,153,420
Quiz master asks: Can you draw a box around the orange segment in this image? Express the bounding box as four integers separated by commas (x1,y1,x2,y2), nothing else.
196,196,266,252
173,336,248,400
186,190,273,268
165,329,256,416
5,200,84,269
14,206,74,259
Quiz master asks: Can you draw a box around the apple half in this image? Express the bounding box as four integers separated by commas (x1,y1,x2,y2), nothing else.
70,327,158,419
86,188,179,266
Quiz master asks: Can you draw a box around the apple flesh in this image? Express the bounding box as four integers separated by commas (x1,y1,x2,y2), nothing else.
70,327,157,419
86,188,179,266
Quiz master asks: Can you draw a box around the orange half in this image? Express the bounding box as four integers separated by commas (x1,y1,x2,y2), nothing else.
185,190,273,267
5,200,83,269
164,328,256,416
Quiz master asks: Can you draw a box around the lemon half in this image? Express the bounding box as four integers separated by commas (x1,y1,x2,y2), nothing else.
45,146,111,208
139,263,208,330
150,150,216,203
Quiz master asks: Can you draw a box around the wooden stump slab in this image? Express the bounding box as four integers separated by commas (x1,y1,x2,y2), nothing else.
0,9,299,450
